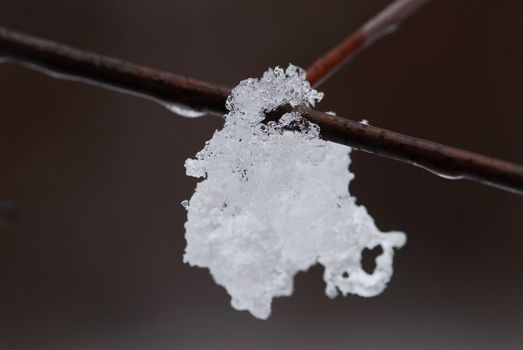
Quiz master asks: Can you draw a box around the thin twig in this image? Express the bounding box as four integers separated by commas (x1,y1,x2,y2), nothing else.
0,27,230,114
307,0,430,87
1,26,523,195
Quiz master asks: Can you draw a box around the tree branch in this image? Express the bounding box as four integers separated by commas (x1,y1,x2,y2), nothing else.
307,0,430,87
0,26,230,115
1,26,523,195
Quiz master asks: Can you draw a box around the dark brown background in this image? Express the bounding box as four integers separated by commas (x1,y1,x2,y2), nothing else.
1,0,522,349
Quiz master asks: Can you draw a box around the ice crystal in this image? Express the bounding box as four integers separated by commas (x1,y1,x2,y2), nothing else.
183,65,406,319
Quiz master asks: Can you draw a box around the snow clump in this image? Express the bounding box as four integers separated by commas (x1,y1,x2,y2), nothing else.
183,65,406,319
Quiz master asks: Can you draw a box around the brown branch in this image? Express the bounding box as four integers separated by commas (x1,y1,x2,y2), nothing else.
0,27,230,115
307,0,430,87
1,26,523,196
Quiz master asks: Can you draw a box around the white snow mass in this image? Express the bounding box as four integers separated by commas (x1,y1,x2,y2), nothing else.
183,65,406,319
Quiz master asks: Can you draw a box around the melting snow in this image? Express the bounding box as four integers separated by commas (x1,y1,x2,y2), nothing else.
183,65,406,319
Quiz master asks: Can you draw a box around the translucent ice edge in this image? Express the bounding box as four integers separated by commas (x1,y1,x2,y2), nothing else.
183,64,406,319
165,103,206,118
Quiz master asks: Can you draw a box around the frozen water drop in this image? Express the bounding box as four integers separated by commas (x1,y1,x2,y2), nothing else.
165,103,206,118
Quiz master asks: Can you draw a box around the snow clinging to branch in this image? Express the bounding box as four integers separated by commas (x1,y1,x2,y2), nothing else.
183,65,406,319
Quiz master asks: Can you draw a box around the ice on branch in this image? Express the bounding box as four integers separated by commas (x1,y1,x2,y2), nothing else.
183,65,406,319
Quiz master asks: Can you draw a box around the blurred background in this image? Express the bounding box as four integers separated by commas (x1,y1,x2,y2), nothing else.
1,0,522,349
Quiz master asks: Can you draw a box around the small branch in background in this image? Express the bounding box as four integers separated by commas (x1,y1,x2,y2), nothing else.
306,0,430,87
1,26,523,195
